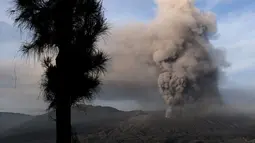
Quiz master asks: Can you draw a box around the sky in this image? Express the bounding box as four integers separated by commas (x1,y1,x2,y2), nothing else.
0,0,255,114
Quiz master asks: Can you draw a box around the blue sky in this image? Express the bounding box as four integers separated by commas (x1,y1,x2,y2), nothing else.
1,0,255,113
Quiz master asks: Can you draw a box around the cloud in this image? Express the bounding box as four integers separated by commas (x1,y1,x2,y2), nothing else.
210,9,255,87
0,20,45,114
0,60,42,86
195,0,230,10
202,0,224,10
0,0,12,24
0,21,22,42
0,59,45,113
213,11,255,74
102,0,155,24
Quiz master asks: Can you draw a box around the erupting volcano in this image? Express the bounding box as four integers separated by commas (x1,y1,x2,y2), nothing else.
101,0,229,118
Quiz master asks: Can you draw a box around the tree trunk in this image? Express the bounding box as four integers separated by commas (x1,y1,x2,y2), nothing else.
56,93,71,143
55,50,72,143
54,1,76,143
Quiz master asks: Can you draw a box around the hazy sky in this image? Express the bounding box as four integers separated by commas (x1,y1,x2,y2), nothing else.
1,0,255,114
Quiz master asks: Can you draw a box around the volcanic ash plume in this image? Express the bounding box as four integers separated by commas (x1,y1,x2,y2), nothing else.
101,0,229,117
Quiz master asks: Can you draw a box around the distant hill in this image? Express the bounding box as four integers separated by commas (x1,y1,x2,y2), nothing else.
220,88,255,104
0,105,144,143
0,112,33,133
1,105,255,143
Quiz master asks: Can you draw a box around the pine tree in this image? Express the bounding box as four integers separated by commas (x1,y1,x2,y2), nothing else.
10,0,109,142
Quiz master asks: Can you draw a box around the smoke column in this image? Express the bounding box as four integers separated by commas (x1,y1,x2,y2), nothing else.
100,0,229,117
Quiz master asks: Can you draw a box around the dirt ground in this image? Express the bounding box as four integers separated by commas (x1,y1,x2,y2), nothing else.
81,110,255,143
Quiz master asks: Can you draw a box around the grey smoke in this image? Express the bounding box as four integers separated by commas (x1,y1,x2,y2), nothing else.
100,0,230,115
